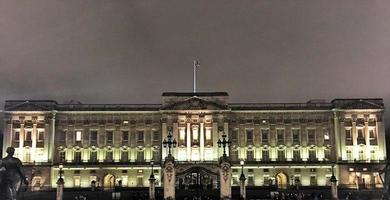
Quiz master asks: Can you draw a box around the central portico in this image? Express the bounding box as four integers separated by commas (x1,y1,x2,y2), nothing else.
160,92,232,199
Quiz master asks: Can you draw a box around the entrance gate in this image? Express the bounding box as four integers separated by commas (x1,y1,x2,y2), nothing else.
176,166,220,199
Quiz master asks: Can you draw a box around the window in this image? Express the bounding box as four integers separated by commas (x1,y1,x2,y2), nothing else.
277,149,285,161
90,151,97,162
205,129,212,140
74,151,81,163
37,131,44,142
137,177,143,186
122,131,129,143
106,131,113,144
308,149,316,161
179,129,186,141
371,150,376,160
369,129,376,139
232,176,239,185
346,150,352,161
59,131,66,143
263,176,270,186
248,176,254,186
14,131,20,141
153,131,159,142
277,129,284,144
345,129,352,140
75,131,82,142
192,126,199,141
310,175,317,186
261,129,269,144
231,129,238,141
262,149,269,161
25,131,32,141
292,129,300,144
137,131,144,143
59,151,65,163
137,151,144,162
293,149,301,161
247,150,254,161
106,151,113,162
246,129,253,143
359,150,365,160
308,129,316,144
74,176,81,187
152,151,159,161
324,148,331,160
121,151,128,162
230,150,239,161
357,129,364,139
323,129,330,141
90,131,98,144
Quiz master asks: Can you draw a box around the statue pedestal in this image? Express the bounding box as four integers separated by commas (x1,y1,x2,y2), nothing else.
163,155,176,200
219,156,232,199
56,178,64,200
149,175,156,200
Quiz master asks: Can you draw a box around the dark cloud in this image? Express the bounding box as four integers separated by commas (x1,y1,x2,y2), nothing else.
0,0,390,124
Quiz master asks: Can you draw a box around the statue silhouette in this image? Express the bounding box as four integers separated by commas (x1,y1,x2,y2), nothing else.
0,147,28,200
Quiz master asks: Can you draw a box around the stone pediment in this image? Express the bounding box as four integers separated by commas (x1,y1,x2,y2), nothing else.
160,97,229,110
5,101,51,111
338,99,384,110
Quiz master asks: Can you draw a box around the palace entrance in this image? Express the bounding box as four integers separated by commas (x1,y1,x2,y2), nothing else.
276,172,288,189
176,165,220,198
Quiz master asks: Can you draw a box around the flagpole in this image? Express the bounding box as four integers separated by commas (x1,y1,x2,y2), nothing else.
193,60,196,93
193,60,199,93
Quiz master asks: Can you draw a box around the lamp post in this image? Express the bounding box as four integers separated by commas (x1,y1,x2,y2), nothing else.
217,132,231,158
163,131,177,158
162,130,177,200
240,160,246,200
149,161,156,200
56,164,64,200
330,165,338,200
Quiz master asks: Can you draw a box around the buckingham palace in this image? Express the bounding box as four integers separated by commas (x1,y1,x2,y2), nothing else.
1,92,386,196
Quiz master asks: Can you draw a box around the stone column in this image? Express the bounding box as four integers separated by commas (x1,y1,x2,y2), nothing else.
56,177,64,200
149,174,156,200
200,122,204,161
186,123,191,161
219,157,232,199
163,155,176,200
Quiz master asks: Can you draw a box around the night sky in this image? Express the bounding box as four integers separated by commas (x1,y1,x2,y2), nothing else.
1,1,390,127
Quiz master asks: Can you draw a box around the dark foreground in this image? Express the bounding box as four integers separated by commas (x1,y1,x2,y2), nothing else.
16,187,386,200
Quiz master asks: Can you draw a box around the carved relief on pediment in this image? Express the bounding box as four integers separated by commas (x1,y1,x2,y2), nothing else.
161,97,229,111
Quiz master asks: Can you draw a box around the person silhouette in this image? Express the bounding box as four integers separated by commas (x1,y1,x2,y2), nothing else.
0,147,29,200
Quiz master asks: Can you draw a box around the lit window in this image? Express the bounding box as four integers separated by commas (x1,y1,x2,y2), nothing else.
179,129,186,141
348,167,354,172
323,129,330,141
205,129,212,140
37,131,44,142
75,131,82,142
74,176,81,187
192,127,198,140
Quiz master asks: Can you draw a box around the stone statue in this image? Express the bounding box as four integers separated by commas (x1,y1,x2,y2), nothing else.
0,147,29,200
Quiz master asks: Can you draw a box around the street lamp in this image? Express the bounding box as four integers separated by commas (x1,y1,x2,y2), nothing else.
239,160,246,199
163,131,177,156
217,132,231,157
240,160,246,181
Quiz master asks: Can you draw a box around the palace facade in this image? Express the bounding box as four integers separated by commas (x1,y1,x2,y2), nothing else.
1,92,386,191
